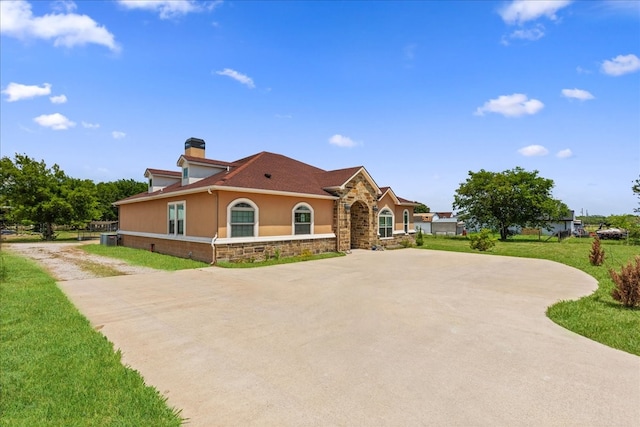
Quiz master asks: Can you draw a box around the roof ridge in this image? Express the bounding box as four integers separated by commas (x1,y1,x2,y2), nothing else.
215,151,267,183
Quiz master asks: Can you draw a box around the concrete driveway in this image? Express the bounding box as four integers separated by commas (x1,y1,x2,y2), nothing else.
59,249,640,426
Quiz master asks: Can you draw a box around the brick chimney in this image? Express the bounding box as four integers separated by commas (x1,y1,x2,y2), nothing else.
184,137,205,158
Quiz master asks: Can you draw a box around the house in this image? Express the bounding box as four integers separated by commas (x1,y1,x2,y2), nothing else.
115,138,418,263
414,211,465,236
413,212,435,234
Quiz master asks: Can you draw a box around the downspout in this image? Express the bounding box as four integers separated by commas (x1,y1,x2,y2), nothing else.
335,199,340,253
209,187,218,265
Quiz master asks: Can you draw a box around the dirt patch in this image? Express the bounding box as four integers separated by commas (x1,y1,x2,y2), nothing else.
3,241,159,281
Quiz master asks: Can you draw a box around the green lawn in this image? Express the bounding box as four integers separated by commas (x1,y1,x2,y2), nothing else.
418,235,640,356
0,251,183,426
81,244,209,270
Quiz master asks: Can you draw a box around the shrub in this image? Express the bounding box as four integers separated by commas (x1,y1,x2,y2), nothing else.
300,249,312,258
469,229,495,251
609,256,640,307
415,229,424,246
400,238,413,248
589,237,605,266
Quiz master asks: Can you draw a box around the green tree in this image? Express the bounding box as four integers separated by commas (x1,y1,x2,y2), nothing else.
453,167,568,241
633,176,640,213
414,203,430,213
95,179,147,221
0,154,99,239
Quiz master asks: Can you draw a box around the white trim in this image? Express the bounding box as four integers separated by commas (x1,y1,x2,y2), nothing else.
228,198,259,238
403,209,409,234
118,230,212,244
393,230,407,235
378,206,394,238
292,202,314,235
214,233,336,245
167,200,186,236
115,185,338,205
337,167,381,195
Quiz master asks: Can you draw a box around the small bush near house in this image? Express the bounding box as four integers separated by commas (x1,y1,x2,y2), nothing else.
415,229,424,246
589,237,605,266
469,229,495,252
610,256,640,308
400,238,413,248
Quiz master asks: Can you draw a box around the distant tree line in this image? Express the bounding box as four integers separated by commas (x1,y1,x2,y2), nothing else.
1,154,146,240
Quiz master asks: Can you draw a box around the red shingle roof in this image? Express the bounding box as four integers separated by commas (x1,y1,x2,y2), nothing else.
118,151,412,204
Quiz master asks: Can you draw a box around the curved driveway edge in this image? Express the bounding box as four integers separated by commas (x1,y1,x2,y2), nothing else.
58,249,640,426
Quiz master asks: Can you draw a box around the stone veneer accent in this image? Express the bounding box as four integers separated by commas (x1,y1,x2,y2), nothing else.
377,233,416,249
119,234,337,264
333,172,380,252
214,237,336,263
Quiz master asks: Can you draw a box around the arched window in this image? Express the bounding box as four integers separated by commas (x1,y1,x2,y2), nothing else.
228,199,258,237
403,209,409,234
378,208,393,238
292,203,313,235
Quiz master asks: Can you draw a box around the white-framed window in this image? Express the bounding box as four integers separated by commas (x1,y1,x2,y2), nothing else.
182,167,189,179
228,198,259,238
292,203,313,235
168,201,185,236
379,208,393,238
148,178,153,192
403,209,409,234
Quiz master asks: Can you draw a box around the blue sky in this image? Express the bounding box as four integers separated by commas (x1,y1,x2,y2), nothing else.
1,0,639,215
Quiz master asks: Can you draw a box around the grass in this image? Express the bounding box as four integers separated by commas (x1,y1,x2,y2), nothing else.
80,244,209,270
0,251,183,426
0,230,81,243
216,251,345,268
419,234,640,356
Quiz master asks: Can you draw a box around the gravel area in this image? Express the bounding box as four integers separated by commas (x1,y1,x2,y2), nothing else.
3,241,159,281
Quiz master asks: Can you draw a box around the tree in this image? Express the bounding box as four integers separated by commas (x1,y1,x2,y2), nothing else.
633,176,640,213
414,203,430,213
453,167,568,241
95,179,147,221
0,154,99,239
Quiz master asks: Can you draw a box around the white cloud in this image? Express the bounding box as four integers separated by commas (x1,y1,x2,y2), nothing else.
81,121,99,129
0,0,119,51
33,113,76,130
518,145,548,156
117,0,220,19
329,134,360,148
499,0,572,25
2,82,51,101
50,94,67,104
215,68,255,88
561,88,594,101
474,93,544,117
576,66,591,74
601,54,640,76
112,131,126,139
51,1,77,13
508,25,545,41
556,149,573,159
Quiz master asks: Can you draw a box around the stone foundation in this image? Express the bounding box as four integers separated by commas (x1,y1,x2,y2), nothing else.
377,233,415,249
119,234,337,264
215,237,337,263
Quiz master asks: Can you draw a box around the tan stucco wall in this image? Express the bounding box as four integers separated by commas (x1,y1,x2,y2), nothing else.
120,190,335,239
119,192,216,238
217,191,334,238
376,194,414,231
